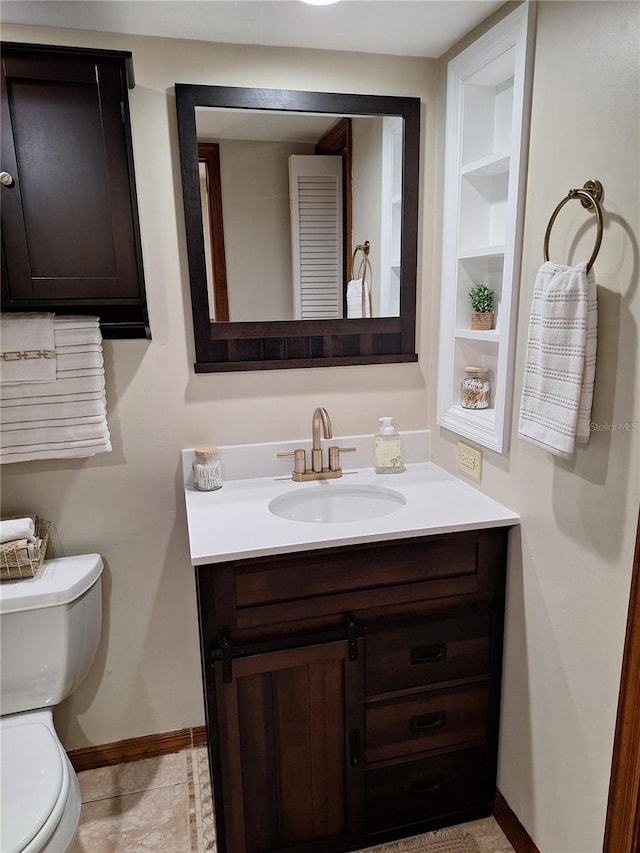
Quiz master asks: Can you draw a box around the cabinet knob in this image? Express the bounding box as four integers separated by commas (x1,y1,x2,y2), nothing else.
0,172,15,187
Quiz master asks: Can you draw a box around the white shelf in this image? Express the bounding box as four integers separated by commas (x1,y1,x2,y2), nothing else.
461,153,510,178
455,329,500,343
437,3,534,454
457,244,505,260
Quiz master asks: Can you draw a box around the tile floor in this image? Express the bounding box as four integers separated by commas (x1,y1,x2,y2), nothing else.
70,747,515,852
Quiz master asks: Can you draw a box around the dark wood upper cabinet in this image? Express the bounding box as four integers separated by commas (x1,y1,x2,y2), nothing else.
1,43,149,339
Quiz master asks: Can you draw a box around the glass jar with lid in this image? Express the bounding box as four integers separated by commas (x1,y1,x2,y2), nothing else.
461,366,491,410
192,446,223,491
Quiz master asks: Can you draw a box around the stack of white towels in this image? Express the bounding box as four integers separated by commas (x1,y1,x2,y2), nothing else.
0,313,111,464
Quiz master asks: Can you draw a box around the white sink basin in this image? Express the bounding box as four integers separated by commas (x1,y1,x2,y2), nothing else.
268,483,406,523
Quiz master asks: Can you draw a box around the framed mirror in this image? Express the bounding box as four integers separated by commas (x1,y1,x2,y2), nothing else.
175,84,420,372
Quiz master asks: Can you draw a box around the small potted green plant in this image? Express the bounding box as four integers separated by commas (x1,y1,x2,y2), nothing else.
468,284,495,330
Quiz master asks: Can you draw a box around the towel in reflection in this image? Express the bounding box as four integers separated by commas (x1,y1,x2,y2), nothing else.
346,278,371,318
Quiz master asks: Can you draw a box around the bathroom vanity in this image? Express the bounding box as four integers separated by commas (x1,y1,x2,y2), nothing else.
183,438,518,853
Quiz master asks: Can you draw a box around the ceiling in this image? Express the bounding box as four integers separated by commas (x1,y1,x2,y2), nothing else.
0,0,505,59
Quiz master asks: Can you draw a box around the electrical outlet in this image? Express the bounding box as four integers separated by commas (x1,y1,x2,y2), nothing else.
457,441,482,481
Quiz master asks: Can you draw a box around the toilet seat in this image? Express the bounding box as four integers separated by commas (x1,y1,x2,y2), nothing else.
0,722,70,853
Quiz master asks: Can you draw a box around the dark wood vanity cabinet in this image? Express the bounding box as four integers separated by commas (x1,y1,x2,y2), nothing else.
195,527,510,853
0,43,149,338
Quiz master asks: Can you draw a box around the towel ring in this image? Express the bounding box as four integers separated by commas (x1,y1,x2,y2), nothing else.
351,240,370,278
351,240,372,317
543,179,604,272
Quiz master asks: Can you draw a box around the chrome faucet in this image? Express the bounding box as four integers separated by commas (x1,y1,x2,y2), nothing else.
277,406,356,481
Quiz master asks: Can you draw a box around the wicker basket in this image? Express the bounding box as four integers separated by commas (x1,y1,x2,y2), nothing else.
0,518,49,582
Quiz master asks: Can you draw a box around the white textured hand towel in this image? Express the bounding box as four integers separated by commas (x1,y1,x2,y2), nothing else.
0,517,37,544
0,313,56,383
518,261,598,457
346,279,371,318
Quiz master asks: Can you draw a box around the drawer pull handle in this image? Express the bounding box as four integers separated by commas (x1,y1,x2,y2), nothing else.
411,643,447,664
410,711,446,733
410,779,441,796
349,729,362,766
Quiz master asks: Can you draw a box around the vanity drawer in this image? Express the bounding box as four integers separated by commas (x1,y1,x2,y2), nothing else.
231,531,503,632
365,608,491,696
365,746,491,836
366,683,488,763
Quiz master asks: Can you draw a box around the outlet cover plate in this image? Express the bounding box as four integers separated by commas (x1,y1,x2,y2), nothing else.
457,441,482,481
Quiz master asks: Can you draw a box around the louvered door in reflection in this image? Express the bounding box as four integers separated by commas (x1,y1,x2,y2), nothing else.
289,155,343,320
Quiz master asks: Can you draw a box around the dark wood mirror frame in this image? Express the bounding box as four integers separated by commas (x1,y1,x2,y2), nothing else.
175,84,420,372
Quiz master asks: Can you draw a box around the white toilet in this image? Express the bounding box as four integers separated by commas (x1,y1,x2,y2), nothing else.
0,554,103,853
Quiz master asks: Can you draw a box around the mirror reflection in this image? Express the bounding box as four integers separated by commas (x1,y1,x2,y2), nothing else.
196,107,403,322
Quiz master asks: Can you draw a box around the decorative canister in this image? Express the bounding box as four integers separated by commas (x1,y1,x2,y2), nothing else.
461,366,491,410
192,446,223,491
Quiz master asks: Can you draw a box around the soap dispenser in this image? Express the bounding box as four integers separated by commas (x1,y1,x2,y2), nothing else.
374,417,405,474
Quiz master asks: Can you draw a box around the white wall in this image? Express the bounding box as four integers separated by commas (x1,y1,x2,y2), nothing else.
352,116,383,311
219,138,312,321
431,2,640,850
0,25,435,749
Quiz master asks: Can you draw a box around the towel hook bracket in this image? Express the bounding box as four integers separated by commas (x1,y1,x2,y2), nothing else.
579,179,603,209
543,179,604,272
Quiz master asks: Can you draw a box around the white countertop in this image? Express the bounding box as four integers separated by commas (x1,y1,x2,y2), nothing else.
183,454,519,566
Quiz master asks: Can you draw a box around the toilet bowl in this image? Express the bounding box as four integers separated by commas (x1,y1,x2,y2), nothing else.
1,712,80,852
0,554,103,853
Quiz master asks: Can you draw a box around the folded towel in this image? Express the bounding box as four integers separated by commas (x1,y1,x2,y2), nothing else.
518,261,598,457
2,538,41,565
0,313,56,384
1,420,109,448
346,279,371,318
0,315,111,464
55,344,102,355
54,327,102,348
1,439,111,464
0,375,105,402
0,399,106,424
54,351,104,372
0,517,37,544
53,316,99,327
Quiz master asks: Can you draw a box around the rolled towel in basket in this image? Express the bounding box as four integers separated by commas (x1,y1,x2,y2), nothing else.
3,538,41,566
0,516,37,544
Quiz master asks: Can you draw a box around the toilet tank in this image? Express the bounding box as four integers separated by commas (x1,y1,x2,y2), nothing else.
0,554,103,716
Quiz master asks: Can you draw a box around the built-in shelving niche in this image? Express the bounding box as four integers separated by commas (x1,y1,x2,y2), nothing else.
437,3,535,453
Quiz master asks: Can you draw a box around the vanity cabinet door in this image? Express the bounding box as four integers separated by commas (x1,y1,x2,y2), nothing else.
212,638,365,853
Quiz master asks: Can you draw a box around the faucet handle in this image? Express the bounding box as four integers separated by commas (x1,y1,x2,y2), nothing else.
277,448,306,475
328,446,356,472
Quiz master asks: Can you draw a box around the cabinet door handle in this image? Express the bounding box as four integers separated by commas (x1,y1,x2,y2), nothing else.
410,711,446,733
410,779,441,796
349,729,362,766
411,643,447,664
